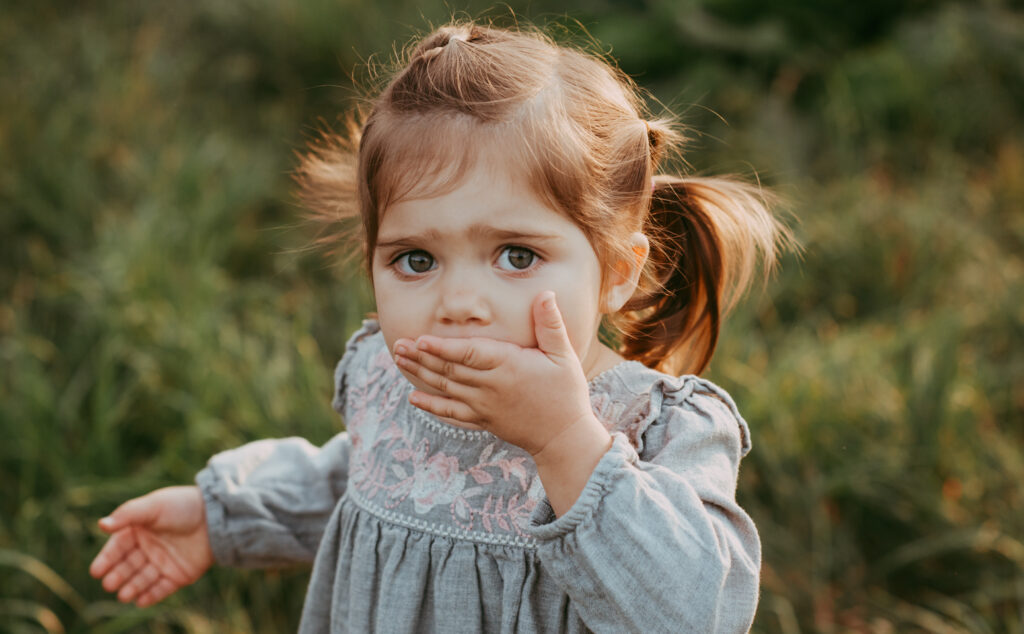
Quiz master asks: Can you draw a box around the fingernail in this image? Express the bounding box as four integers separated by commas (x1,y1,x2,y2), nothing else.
394,343,406,356
543,292,556,309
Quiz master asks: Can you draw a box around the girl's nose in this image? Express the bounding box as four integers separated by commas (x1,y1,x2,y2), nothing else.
435,284,491,326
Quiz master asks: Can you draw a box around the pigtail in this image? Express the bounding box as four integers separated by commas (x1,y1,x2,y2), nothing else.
620,175,789,375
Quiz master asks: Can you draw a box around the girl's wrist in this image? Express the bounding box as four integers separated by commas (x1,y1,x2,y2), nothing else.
531,412,609,464
532,412,613,517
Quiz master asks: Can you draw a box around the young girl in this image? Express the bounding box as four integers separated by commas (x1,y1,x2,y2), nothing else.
90,22,788,632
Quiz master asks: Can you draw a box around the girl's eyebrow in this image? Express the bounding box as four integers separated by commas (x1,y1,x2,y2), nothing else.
375,230,443,250
477,227,561,242
376,225,561,249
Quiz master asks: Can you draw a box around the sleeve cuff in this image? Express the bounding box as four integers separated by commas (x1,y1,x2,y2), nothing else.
527,432,638,541
195,466,234,566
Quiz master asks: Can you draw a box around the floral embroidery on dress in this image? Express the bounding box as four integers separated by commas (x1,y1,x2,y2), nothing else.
339,333,669,541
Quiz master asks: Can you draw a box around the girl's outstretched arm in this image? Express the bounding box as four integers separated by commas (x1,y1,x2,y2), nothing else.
90,431,351,605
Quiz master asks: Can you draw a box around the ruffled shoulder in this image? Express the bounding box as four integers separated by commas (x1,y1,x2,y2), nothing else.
592,363,752,460
331,319,384,414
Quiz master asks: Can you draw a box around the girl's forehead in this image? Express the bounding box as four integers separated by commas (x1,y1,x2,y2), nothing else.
381,152,560,225
369,113,589,245
371,112,554,209
381,161,564,231
388,132,523,197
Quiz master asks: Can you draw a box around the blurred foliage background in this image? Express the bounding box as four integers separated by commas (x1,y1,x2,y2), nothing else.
2,0,1022,632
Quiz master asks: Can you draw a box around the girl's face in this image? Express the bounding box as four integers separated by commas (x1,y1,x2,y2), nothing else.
372,160,615,393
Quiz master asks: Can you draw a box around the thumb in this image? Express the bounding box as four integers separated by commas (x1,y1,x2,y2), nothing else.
98,494,160,534
532,291,574,358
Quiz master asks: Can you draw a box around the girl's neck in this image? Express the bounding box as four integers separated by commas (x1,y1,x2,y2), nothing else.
583,342,627,380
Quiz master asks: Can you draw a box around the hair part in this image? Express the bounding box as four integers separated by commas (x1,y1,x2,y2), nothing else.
295,20,793,375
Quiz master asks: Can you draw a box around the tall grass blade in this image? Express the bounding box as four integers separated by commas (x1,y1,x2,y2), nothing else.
0,550,85,614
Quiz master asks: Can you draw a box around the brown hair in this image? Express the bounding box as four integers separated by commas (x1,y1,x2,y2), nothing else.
296,21,791,375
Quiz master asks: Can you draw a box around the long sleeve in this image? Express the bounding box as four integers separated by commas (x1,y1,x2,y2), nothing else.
197,433,351,567
529,376,760,633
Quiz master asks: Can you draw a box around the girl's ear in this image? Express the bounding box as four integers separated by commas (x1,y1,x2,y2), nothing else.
602,232,649,314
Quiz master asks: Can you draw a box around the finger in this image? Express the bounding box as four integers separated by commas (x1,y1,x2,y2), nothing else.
393,338,420,358
408,390,479,424
136,578,178,608
396,341,489,387
412,350,486,386
394,355,470,397
102,548,147,592
413,336,505,370
90,529,139,578
100,495,160,533
532,291,574,358
118,562,161,603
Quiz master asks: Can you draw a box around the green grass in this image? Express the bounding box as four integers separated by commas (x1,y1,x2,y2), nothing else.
2,1,1022,631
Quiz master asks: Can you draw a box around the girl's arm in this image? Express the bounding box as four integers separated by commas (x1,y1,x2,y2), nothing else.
528,386,760,633
88,430,351,605
90,432,352,608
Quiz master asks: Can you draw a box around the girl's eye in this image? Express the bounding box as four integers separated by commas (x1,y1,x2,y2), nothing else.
496,246,537,271
394,250,435,275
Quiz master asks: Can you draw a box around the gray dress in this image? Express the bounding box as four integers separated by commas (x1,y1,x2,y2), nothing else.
196,321,761,633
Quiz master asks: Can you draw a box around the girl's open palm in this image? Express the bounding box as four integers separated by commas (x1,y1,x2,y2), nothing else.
89,485,213,607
